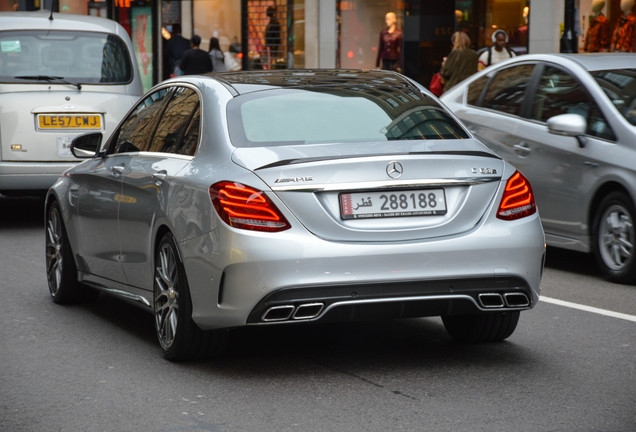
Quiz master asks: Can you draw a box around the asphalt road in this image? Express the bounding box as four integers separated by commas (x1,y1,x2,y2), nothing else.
1,195,635,432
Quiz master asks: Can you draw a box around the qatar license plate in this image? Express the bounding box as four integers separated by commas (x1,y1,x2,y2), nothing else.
340,189,447,219
37,114,102,130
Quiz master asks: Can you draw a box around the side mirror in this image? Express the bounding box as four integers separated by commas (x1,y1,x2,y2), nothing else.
546,113,587,148
547,113,587,136
71,132,102,158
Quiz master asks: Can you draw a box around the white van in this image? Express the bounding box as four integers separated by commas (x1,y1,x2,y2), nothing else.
0,11,143,195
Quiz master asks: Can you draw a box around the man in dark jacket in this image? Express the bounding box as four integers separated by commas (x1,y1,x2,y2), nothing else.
164,24,190,77
179,35,213,75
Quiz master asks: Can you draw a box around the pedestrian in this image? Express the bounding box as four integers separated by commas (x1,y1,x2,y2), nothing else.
164,24,191,78
440,31,477,92
179,34,213,75
209,37,227,72
478,29,516,70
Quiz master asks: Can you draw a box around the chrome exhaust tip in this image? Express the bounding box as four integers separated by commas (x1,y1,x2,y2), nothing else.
478,293,505,308
293,303,324,320
504,292,530,308
262,305,295,322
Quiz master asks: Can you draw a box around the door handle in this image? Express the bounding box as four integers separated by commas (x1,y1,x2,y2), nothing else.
152,171,167,186
513,142,531,156
111,164,125,177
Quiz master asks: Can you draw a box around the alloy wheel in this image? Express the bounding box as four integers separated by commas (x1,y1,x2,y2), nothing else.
154,242,179,350
599,204,634,271
45,206,64,295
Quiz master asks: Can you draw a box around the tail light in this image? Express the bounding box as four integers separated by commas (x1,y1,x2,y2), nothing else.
497,171,536,220
209,182,290,232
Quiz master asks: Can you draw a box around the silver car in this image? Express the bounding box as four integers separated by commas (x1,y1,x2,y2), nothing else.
46,70,545,360
442,54,636,284
0,11,142,195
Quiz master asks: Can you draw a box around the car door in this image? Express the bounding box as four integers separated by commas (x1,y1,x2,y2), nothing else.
75,88,170,282
118,86,201,289
456,63,537,173
509,64,616,243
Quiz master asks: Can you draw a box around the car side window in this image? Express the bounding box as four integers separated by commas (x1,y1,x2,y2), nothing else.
481,64,535,116
180,104,201,156
531,66,615,141
111,88,170,154
148,87,200,155
467,75,489,106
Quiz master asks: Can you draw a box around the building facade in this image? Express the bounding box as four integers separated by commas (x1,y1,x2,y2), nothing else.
2,0,633,91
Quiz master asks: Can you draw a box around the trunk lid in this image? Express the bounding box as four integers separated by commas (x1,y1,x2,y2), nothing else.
232,139,504,242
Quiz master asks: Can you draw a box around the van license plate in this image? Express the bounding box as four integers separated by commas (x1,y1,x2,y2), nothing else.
340,189,447,219
37,114,102,130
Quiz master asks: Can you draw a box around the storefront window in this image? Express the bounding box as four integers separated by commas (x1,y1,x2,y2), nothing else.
193,0,241,56
337,0,404,70
458,0,529,53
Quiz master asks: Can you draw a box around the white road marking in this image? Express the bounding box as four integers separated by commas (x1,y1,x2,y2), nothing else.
540,296,636,323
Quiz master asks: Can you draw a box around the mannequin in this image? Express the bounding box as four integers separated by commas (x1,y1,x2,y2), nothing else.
611,0,636,52
376,12,403,72
584,0,611,52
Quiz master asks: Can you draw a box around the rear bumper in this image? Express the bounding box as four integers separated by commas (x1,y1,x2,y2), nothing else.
0,161,77,191
180,213,545,330
248,276,533,324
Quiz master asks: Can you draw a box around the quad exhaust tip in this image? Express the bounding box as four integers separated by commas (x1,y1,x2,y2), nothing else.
504,292,530,308
478,292,530,309
262,303,325,322
293,303,324,320
478,293,505,308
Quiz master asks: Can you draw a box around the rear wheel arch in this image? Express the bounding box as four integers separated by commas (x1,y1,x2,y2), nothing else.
588,181,633,235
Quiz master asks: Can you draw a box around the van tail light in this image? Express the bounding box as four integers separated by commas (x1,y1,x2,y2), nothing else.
497,171,536,220
209,182,290,232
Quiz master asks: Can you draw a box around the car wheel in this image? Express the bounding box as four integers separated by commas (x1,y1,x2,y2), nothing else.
46,201,93,303
592,192,636,284
153,232,226,360
442,311,520,343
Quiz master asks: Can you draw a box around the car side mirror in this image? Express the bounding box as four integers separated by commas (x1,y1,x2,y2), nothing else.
547,114,587,148
71,132,102,158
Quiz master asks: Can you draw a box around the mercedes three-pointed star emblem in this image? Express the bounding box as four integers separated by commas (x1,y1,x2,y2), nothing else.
386,161,403,179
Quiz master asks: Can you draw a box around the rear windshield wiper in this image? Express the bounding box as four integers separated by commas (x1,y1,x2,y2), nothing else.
14,75,82,90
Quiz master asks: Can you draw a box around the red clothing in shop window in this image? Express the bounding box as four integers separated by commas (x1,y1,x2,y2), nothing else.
584,13,611,52
611,13,636,52
376,29,403,68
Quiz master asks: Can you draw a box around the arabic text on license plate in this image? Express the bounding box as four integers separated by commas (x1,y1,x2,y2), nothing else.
340,189,447,219
38,114,102,130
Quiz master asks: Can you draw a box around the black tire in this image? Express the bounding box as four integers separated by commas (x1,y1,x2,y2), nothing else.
46,201,95,303
592,192,636,284
153,232,226,361
442,311,520,343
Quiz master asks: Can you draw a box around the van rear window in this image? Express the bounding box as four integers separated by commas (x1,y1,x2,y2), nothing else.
0,30,132,84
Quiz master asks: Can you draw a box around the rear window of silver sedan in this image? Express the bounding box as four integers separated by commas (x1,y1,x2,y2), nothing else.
0,30,132,84
227,87,469,147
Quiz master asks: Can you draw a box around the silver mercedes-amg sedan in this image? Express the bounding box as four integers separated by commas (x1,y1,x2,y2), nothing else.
45,70,545,360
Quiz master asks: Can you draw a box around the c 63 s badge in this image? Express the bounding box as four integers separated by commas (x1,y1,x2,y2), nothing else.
472,168,497,174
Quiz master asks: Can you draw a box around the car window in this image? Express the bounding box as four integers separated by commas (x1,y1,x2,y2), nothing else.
112,88,170,154
180,105,201,156
591,68,636,126
467,75,489,106
531,66,615,141
0,30,132,84
482,64,535,115
148,87,200,155
227,87,469,147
